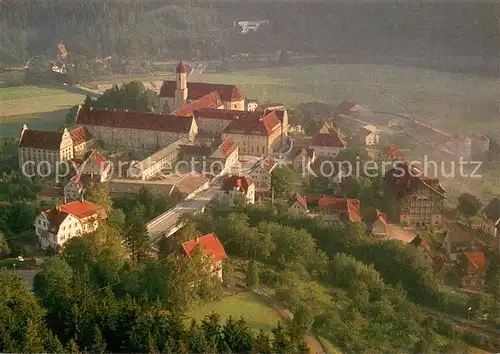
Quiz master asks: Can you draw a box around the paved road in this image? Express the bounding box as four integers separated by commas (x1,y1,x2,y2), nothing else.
147,185,224,242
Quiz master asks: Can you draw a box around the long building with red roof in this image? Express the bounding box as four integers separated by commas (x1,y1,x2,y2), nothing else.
18,124,75,174
75,107,198,150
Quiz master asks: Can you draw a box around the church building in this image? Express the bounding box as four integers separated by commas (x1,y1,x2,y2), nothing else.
159,61,245,112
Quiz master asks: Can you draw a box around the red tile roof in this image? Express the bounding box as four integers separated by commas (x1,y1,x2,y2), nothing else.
223,111,281,136
59,201,106,219
217,139,238,158
311,131,346,148
462,252,486,270
182,233,228,262
19,129,64,150
160,81,244,101
171,92,223,117
384,145,404,159
70,126,93,146
318,197,361,223
84,150,107,168
176,60,187,73
41,201,106,234
194,108,261,121
76,108,194,133
290,193,307,210
221,175,254,194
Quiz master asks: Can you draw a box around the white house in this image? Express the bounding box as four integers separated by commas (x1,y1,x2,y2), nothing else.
358,125,380,146
182,233,228,281
209,139,239,176
34,201,107,251
310,122,346,159
221,175,255,205
249,157,277,190
288,193,309,216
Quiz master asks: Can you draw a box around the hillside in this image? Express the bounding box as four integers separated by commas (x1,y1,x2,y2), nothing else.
1,0,499,76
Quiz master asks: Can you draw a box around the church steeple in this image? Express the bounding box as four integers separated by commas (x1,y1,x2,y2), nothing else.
176,60,186,74
175,60,188,109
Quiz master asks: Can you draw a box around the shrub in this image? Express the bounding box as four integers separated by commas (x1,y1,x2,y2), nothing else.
260,267,280,287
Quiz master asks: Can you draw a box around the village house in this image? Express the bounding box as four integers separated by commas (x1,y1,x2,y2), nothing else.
288,193,309,216
371,209,388,236
249,158,277,190
222,110,283,156
409,235,434,263
263,104,289,136
208,139,239,176
443,223,485,260
75,107,198,150
317,197,362,223
481,198,500,239
383,145,404,161
357,125,379,146
159,61,245,112
292,147,315,175
220,175,255,206
456,252,486,291
182,233,228,281
310,122,346,159
64,175,85,201
77,150,110,180
34,201,107,251
385,162,446,229
18,125,74,175
70,126,94,157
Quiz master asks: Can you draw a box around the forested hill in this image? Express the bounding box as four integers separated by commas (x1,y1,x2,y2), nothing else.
1,0,499,69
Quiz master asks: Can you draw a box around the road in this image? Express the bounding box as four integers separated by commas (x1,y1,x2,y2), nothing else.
421,307,500,350
147,185,224,243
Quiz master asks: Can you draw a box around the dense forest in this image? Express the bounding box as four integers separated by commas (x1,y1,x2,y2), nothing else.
1,0,499,71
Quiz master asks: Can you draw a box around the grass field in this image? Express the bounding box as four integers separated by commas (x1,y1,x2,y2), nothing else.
87,62,500,140
184,292,282,333
0,85,84,137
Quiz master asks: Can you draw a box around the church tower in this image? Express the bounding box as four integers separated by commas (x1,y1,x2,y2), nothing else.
174,60,188,110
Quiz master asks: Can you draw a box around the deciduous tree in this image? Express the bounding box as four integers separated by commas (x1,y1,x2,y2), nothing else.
458,193,482,218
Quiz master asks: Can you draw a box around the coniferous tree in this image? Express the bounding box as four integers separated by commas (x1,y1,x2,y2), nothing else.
124,206,151,263
246,259,260,290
